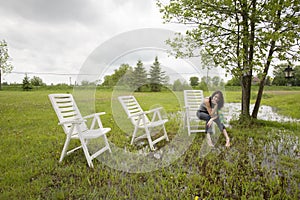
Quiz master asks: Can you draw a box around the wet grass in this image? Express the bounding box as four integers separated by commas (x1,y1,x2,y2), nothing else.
0,88,299,199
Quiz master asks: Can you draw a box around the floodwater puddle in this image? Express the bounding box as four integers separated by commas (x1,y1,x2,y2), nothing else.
248,132,300,167
221,103,300,123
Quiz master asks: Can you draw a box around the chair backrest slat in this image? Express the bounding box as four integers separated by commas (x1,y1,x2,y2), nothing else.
184,90,204,116
60,111,77,118
118,96,150,125
49,94,88,134
57,102,73,107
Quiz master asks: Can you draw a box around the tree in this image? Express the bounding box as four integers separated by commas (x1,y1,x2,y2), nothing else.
173,79,190,91
265,76,272,86
30,76,45,86
220,79,225,87
226,76,241,86
113,64,133,86
173,79,184,91
273,64,300,86
212,76,221,87
133,60,148,92
293,65,300,86
201,76,211,87
102,75,113,87
189,76,199,87
158,0,300,120
22,74,32,91
272,64,287,86
149,56,166,92
0,40,13,90
102,64,133,87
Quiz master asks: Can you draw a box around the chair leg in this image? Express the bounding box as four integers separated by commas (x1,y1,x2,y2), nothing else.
145,127,155,150
186,119,191,136
79,137,94,168
131,126,138,145
162,125,169,141
59,135,71,162
103,134,111,153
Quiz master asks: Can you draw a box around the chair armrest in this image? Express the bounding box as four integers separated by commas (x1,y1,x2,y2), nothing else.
58,118,86,125
83,112,106,119
144,107,163,114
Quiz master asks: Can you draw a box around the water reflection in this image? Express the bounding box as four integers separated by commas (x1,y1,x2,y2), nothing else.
222,103,300,124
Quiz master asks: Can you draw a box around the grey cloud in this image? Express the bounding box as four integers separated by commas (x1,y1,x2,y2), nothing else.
0,0,101,24
0,0,153,26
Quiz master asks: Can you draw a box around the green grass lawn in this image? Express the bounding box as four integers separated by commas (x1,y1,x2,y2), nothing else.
0,88,299,199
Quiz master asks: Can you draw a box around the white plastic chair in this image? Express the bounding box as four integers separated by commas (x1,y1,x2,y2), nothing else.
118,95,169,150
49,94,111,168
184,90,206,135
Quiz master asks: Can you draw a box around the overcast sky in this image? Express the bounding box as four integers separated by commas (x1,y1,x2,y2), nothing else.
0,0,227,85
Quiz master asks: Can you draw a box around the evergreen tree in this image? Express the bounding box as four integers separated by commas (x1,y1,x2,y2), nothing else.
133,60,147,92
149,56,166,92
22,74,32,91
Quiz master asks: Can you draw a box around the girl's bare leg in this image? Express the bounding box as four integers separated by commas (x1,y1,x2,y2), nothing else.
206,133,214,147
223,129,230,147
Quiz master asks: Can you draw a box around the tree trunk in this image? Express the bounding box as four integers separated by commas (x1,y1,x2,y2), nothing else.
239,1,253,120
241,74,252,118
252,76,264,119
252,1,280,118
252,40,276,118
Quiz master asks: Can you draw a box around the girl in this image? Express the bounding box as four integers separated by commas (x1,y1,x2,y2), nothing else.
197,91,230,147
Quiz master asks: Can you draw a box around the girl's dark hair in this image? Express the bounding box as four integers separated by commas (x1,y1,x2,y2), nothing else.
209,90,224,109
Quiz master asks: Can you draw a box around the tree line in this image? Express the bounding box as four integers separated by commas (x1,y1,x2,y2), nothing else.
101,56,168,92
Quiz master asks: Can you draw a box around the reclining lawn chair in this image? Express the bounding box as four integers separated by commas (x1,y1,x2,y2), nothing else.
118,95,169,150
49,94,111,168
184,90,206,135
